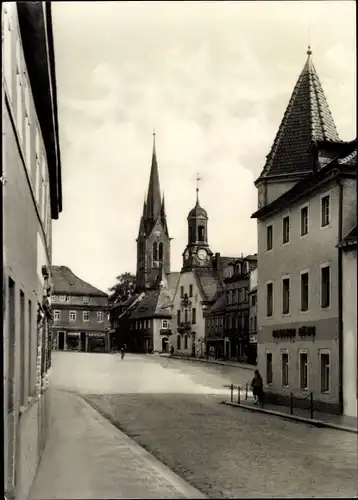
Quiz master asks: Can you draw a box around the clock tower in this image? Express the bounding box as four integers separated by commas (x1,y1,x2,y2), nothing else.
182,174,213,271
136,133,171,291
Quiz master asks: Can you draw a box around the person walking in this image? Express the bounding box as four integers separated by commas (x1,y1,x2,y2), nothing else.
251,369,264,405
120,347,125,360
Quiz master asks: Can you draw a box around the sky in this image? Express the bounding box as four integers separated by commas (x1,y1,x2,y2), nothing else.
51,1,356,293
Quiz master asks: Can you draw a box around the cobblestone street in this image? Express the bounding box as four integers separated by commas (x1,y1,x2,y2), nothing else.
52,352,358,498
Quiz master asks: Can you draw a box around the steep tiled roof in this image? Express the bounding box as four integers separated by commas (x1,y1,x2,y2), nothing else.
193,268,224,302
52,266,108,297
259,49,340,180
208,293,227,314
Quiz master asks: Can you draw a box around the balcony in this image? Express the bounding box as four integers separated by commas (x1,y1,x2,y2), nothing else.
177,322,191,333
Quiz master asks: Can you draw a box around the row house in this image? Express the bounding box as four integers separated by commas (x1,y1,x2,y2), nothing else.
248,268,258,364
251,47,357,416
2,3,62,500
51,266,111,353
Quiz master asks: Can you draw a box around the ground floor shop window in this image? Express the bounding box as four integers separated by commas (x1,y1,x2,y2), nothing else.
299,351,308,390
281,352,289,387
266,352,272,385
320,352,330,393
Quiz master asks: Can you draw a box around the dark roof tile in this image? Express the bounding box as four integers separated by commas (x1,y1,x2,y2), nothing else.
52,266,108,297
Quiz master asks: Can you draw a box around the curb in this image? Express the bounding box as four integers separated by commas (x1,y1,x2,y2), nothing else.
223,401,357,434
161,355,255,371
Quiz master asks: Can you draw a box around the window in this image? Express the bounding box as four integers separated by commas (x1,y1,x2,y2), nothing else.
65,295,71,303
177,309,181,324
243,261,249,275
266,282,273,317
320,352,330,393
35,129,41,203
266,353,273,385
54,310,60,321
28,300,33,396
321,195,330,227
20,291,26,406
152,242,158,262
59,295,65,302
158,242,163,260
236,263,241,275
198,225,205,241
281,353,289,387
24,78,32,172
83,297,89,304
253,316,257,331
266,225,273,251
69,311,76,322
180,286,184,298
282,277,290,315
189,284,193,297
8,278,16,412
3,7,13,100
251,294,257,307
192,308,196,325
227,290,232,305
83,311,90,322
301,206,308,236
321,265,330,308
232,289,237,303
184,335,188,349
162,319,168,329
282,216,290,244
300,272,309,311
16,65,23,145
177,335,181,350
299,351,308,390
97,312,104,322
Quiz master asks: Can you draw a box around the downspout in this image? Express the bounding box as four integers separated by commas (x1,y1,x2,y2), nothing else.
336,178,344,415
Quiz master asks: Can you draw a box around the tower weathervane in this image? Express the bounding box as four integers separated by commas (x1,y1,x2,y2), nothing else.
196,172,202,203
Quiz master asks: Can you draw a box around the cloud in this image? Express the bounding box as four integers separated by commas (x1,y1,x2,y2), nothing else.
52,1,356,291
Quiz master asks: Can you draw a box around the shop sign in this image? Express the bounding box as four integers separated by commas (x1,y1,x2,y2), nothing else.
272,328,296,339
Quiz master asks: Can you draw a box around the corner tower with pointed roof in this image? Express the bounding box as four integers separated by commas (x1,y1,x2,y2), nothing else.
256,47,341,208
136,133,171,291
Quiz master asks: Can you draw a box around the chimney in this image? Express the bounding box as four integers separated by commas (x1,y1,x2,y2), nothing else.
215,252,221,270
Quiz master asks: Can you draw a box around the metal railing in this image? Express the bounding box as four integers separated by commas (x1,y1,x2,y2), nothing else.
224,383,252,405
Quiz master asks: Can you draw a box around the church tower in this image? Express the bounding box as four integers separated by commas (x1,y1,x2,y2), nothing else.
182,174,213,271
136,133,171,291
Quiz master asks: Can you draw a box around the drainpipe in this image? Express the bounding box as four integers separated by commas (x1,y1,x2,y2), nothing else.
336,178,343,415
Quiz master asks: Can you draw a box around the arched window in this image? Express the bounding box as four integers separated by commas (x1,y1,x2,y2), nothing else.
152,242,158,262
158,242,163,260
198,225,205,241
177,335,181,350
184,335,188,349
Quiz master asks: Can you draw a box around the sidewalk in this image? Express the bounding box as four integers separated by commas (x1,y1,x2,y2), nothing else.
29,389,206,500
223,398,357,434
160,354,255,371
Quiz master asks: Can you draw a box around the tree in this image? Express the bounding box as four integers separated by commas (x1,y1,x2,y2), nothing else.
108,272,136,306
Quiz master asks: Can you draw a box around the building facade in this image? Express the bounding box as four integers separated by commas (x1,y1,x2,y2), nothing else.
51,266,111,353
251,48,356,414
340,225,357,417
2,3,62,499
248,268,258,364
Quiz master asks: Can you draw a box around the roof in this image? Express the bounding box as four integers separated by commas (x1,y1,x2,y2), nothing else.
338,225,357,249
52,266,108,297
257,49,340,181
188,200,208,219
17,3,62,218
252,148,356,220
207,293,227,314
193,268,224,302
167,272,180,294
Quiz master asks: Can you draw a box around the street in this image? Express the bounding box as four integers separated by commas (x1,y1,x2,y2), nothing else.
51,352,358,498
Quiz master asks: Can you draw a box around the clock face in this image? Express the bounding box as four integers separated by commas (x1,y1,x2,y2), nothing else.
184,249,190,260
197,248,207,261
154,230,161,237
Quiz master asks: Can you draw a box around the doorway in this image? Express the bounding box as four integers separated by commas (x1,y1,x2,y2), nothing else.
80,332,86,352
162,337,168,353
58,331,65,351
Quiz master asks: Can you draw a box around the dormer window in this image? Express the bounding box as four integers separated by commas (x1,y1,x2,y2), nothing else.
243,261,249,275
235,263,241,276
83,297,89,304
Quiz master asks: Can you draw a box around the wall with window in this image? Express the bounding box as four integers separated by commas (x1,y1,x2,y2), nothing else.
257,180,342,338
152,317,171,352
2,3,54,499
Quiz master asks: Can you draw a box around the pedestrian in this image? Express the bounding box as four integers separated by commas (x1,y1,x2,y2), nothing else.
251,369,264,405
120,347,125,360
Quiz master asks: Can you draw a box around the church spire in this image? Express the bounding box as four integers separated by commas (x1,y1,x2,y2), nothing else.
258,47,340,180
146,131,162,221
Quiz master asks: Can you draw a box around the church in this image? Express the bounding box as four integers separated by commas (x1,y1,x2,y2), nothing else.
112,134,180,353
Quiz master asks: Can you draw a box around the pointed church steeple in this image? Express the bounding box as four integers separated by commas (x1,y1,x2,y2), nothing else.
258,47,340,180
146,131,162,221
